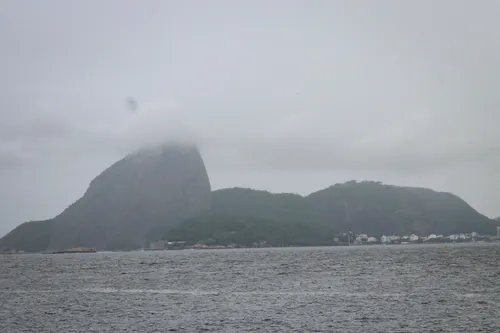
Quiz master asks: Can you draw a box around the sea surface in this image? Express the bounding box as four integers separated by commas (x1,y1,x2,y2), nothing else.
1,243,499,332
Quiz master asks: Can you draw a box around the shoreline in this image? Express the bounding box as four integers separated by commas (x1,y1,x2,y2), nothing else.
2,239,499,255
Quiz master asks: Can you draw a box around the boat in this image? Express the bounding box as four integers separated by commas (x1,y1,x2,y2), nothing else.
52,247,97,254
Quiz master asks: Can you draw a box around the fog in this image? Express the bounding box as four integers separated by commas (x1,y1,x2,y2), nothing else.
1,0,500,236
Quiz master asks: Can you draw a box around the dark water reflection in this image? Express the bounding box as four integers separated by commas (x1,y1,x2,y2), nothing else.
1,243,499,332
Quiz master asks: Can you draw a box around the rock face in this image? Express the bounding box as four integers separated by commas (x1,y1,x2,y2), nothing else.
0,144,211,252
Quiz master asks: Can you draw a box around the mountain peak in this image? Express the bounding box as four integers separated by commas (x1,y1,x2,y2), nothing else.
0,143,211,252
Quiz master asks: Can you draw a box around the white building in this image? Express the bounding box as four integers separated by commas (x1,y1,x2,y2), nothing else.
409,234,419,242
354,236,363,244
379,235,401,244
367,237,378,243
388,235,400,241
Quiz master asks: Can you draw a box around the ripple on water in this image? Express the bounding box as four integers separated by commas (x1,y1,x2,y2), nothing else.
1,244,500,332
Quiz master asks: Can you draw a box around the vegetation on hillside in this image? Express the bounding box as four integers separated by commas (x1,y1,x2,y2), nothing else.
158,181,498,246
0,220,54,253
2,180,498,252
209,181,498,236
163,214,335,247
211,188,316,223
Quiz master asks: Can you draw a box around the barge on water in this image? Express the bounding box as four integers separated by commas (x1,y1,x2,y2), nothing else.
52,247,97,254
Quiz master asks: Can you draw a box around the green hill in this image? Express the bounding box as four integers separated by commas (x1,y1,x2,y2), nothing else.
0,219,54,253
211,188,315,223
159,181,497,247
206,181,497,237
305,181,496,235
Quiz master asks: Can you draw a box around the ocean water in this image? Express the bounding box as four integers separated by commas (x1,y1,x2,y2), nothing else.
1,243,499,332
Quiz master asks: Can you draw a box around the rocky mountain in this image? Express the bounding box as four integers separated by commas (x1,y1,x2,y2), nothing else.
2,152,498,252
209,181,498,236
0,144,211,252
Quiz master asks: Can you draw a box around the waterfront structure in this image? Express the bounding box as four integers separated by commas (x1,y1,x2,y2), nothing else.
149,240,168,250
409,234,419,242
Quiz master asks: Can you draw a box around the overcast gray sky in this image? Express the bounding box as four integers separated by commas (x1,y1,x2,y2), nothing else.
1,0,500,236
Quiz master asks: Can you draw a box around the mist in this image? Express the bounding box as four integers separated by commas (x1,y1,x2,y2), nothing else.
1,0,500,236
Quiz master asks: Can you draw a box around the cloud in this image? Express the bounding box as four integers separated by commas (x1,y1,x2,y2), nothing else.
0,95,200,167
0,88,499,177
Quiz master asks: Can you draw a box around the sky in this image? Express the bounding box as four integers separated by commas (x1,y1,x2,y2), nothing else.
1,0,500,236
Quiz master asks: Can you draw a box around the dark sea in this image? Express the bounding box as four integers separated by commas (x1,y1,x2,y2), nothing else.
1,243,499,332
